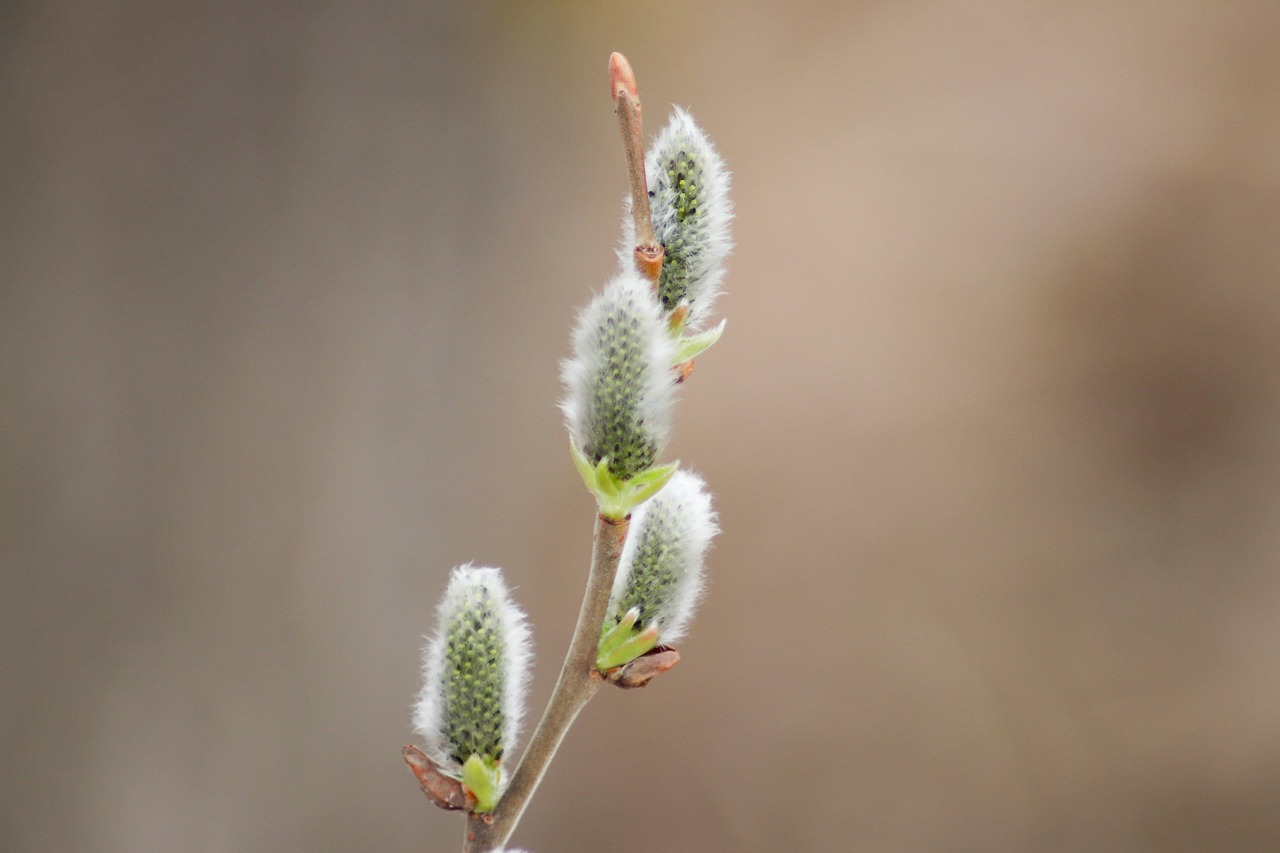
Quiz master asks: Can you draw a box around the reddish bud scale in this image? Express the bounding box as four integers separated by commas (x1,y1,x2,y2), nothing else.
402,745,475,811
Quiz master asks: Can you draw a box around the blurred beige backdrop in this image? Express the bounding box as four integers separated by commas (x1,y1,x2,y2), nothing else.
4,2,1280,851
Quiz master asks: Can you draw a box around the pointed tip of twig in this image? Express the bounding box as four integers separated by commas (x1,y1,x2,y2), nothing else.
609,52,638,103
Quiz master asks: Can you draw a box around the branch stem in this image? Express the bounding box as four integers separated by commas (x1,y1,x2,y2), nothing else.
462,514,629,853
609,52,663,283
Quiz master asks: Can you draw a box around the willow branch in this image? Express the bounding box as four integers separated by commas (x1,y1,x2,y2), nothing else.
462,514,629,853
610,52,663,283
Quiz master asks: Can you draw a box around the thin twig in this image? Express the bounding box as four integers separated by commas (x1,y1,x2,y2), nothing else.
460,53,655,852
610,52,664,283
462,514,629,853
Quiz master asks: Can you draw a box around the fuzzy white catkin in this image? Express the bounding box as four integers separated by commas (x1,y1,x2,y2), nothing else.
413,566,532,776
561,270,677,480
608,469,718,643
622,107,732,327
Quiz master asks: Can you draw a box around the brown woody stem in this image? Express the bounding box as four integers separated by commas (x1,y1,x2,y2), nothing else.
462,514,629,853
609,52,663,283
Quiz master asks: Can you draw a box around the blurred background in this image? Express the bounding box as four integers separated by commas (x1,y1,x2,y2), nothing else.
4,1,1280,851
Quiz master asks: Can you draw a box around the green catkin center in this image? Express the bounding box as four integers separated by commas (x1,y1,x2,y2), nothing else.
656,146,704,312
443,593,506,765
613,500,682,629
584,300,658,480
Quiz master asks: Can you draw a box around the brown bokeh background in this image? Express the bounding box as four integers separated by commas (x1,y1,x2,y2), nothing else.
4,2,1280,851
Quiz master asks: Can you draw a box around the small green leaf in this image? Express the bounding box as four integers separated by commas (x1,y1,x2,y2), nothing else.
620,462,679,512
674,319,726,364
596,609,640,669
596,625,661,671
571,442,599,493
594,456,622,501
461,754,501,814
569,442,679,520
